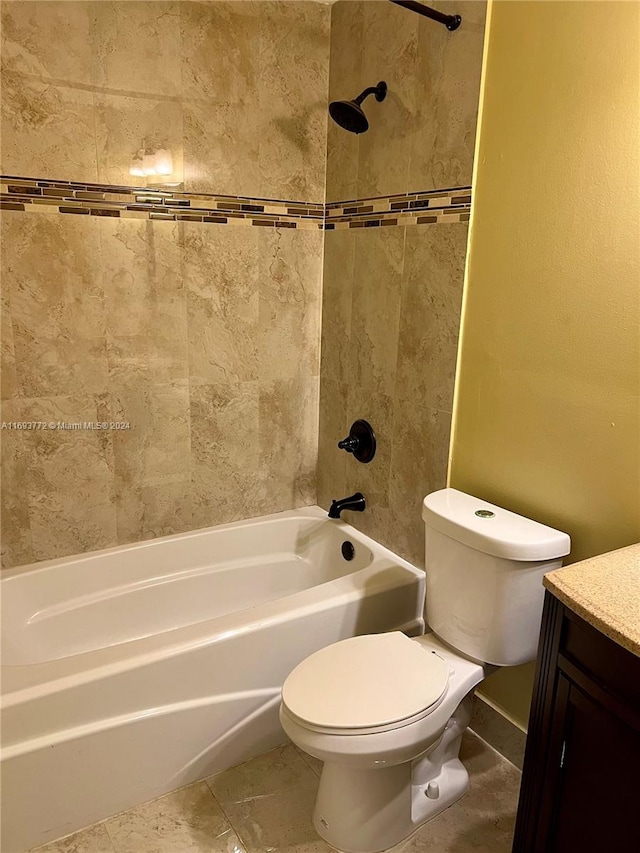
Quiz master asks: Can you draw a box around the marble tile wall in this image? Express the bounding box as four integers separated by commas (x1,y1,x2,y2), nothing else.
1,214,322,568
2,0,486,570
326,0,486,202
1,0,330,202
1,0,328,569
317,1,485,566
317,223,469,566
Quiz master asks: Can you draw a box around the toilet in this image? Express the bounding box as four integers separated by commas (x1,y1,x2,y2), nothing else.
280,488,571,853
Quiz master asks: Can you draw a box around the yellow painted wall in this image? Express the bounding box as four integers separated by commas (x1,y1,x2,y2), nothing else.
450,0,640,728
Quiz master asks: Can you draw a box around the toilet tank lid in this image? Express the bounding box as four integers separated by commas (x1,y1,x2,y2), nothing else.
422,489,571,561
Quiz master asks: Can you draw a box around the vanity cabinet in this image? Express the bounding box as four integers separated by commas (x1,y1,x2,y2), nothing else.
513,591,640,852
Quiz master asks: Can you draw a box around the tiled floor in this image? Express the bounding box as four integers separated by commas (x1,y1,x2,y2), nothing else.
32,731,520,853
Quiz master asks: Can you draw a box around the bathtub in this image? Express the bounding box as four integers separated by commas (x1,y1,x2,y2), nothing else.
0,506,424,852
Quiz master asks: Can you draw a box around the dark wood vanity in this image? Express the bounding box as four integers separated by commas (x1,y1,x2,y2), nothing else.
513,588,640,852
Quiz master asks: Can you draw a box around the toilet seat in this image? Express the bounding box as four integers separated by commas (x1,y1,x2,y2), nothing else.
281,632,450,735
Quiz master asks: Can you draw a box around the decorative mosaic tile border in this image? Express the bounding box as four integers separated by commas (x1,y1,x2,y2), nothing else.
0,177,325,230
0,177,471,229
323,186,471,229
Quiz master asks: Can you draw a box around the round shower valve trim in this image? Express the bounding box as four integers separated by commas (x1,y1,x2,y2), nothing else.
337,420,377,463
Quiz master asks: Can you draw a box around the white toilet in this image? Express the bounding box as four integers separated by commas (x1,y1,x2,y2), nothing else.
280,488,570,853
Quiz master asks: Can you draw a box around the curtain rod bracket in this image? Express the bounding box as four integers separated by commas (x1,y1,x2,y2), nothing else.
389,1,462,31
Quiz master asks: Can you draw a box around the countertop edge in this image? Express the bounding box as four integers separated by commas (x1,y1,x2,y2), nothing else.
543,543,640,659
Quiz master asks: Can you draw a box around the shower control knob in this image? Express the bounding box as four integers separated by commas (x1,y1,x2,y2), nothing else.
337,420,376,463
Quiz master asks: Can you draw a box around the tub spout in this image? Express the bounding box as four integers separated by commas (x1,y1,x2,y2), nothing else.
328,492,366,519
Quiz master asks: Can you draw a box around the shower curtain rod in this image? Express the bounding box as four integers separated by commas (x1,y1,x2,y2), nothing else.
389,0,461,31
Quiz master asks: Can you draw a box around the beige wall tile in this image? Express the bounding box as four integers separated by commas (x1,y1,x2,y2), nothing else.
345,501,391,550
182,222,259,385
114,480,193,547
1,288,18,400
2,213,105,340
1,1,94,84
11,334,109,402
409,0,487,191
325,0,363,203
91,1,181,98
344,384,394,509
95,94,184,187
348,227,405,396
257,228,323,382
2,214,108,398
181,1,260,106
183,100,260,197
356,1,418,199
0,1,98,181
317,378,348,510
396,223,468,411
318,2,484,563
1,80,98,183
320,230,355,385
110,381,190,489
0,0,482,573
326,0,486,200
182,0,330,199
388,399,452,567
1,0,330,197
187,282,256,384
1,215,323,567
101,219,188,386
0,402,34,569
258,376,319,510
14,394,117,563
257,1,330,203
318,223,468,566
189,380,260,529
338,384,395,546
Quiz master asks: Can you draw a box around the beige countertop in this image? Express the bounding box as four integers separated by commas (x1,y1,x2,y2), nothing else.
544,543,640,658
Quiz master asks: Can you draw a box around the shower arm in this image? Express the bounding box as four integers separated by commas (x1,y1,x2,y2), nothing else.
389,0,461,31
354,86,382,106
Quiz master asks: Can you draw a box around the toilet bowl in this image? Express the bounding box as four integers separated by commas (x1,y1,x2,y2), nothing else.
281,489,571,853
280,632,488,852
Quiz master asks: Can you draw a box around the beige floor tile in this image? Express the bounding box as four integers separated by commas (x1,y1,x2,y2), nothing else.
103,782,245,853
32,823,115,853
32,732,519,853
470,698,526,771
395,731,520,852
207,744,332,852
293,745,324,779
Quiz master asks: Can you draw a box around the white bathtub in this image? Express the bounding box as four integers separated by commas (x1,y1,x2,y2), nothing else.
0,506,424,852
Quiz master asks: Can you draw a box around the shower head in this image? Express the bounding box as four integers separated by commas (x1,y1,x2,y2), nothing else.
329,81,387,134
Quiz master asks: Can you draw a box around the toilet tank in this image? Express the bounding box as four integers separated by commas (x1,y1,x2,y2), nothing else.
422,489,570,667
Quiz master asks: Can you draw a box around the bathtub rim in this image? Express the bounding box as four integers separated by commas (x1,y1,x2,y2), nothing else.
1,506,425,707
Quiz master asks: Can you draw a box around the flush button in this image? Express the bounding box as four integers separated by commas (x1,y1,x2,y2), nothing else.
475,509,495,518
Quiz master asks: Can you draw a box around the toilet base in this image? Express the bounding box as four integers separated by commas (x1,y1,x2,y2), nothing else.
312,704,471,853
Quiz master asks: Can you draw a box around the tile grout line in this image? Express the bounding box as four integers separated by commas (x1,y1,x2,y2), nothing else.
203,775,252,852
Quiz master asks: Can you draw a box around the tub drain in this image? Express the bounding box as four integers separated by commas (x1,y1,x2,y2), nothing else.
341,541,355,561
